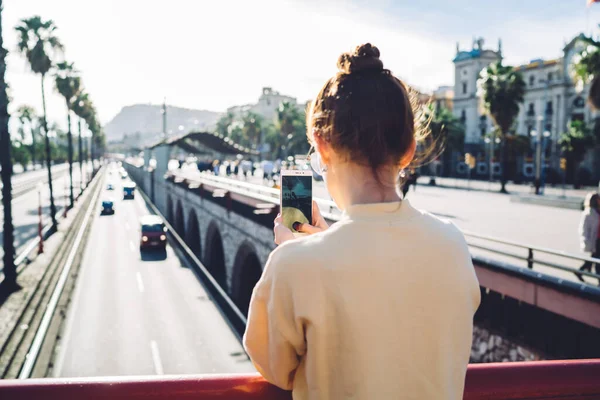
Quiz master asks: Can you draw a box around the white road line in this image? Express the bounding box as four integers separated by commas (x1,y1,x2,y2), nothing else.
150,340,164,375
136,272,145,293
129,241,135,252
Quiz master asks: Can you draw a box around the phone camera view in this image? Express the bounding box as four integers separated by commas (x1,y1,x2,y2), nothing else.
281,174,312,233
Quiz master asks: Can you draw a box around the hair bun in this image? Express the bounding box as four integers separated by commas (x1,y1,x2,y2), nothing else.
337,43,384,74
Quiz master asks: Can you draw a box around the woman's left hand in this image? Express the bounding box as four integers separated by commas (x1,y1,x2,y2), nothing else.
274,213,295,245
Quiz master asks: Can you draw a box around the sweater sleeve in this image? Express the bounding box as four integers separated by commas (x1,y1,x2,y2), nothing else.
243,249,306,390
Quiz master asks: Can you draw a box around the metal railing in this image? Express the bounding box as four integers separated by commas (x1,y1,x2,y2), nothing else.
171,169,600,283
464,230,600,281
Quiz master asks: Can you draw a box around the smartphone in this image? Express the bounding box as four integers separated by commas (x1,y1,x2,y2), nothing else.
280,169,313,236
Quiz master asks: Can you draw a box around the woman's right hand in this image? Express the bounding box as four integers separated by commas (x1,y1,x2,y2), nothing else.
295,200,329,235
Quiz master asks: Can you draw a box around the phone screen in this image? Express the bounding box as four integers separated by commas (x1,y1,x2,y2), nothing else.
281,173,312,233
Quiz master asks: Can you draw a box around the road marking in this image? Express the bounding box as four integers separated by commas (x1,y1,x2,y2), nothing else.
136,272,145,293
129,241,135,252
150,340,164,375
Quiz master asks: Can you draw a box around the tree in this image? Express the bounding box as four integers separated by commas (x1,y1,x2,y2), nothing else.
54,61,81,206
423,104,465,179
559,120,595,187
572,36,600,110
242,111,263,149
276,102,308,159
479,61,526,193
15,15,63,230
0,0,17,288
503,133,531,183
215,111,235,137
16,105,37,169
72,91,90,186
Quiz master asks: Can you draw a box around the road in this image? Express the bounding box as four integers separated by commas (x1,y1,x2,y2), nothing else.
55,166,254,377
0,163,92,269
177,165,597,285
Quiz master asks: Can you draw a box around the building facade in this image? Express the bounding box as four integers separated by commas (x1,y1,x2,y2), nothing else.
451,35,598,183
227,87,299,123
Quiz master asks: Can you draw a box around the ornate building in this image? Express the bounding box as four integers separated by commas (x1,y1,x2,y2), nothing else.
451,35,598,182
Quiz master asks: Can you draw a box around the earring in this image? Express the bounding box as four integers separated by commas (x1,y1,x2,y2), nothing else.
322,164,328,173
399,169,406,178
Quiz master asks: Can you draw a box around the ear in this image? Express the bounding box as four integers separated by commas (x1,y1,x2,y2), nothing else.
313,132,334,166
399,139,417,169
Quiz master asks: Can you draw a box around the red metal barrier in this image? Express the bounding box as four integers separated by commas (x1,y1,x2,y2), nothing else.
0,360,599,399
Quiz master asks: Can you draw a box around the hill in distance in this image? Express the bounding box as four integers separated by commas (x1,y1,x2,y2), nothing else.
104,104,222,143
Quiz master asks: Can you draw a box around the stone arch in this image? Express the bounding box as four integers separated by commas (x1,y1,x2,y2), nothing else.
186,208,202,258
174,200,185,236
231,241,263,316
204,221,226,289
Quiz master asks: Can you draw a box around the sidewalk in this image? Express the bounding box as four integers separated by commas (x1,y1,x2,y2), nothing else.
417,175,594,200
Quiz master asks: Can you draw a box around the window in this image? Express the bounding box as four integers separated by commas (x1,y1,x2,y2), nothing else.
527,103,535,116
527,124,533,135
546,101,553,115
462,82,467,94
529,75,535,86
547,72,553,82
460,110,466,123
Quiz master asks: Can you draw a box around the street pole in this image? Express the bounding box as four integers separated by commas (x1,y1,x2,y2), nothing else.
489,137,494,183
162,97,167,138
38,186,44,254
534,116,543,195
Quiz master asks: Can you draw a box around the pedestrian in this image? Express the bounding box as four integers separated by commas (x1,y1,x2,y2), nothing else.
243,43,480,400
576,192,600,284
401,170,411,198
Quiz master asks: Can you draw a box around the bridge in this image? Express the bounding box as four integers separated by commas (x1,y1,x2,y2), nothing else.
122,147,600,360
1,147,599,398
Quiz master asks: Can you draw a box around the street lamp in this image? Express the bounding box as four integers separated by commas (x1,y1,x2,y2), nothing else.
530,115,549,195
484,135,501,182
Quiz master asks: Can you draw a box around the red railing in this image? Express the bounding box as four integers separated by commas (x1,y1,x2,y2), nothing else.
0,360,599,399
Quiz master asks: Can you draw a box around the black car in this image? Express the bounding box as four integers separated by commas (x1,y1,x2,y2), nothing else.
101,200,115,215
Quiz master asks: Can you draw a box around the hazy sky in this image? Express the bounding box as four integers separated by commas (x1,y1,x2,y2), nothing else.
4,0,600,129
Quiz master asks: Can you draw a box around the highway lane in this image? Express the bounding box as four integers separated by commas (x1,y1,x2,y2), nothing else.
1,163,69,190
55,168,254,377
0,163,92,269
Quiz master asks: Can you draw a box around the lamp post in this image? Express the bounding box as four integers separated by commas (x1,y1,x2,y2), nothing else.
531,115,545,195
484,135,501,183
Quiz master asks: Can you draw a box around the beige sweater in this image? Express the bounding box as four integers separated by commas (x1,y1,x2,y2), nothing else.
243,200,480,399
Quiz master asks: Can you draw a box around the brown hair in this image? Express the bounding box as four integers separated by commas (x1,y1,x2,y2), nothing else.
307,43,431,181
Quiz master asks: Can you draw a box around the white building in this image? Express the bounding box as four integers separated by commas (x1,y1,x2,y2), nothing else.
227,87,299,123
452,35,598,182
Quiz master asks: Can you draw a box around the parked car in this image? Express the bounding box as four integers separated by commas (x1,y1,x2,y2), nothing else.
140,215,167,251
101,199,115,215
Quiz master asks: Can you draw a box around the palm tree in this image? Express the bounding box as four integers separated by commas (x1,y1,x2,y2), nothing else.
479,61,526,193
559,120,596,187
424,105,465,181
216,111,235,137
242,111,263,150
572,36,600,109
72,91,87,191
16,105,37,169
277,102,307,159
0,0,17,288
54,61,81,206
15,16,63,230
